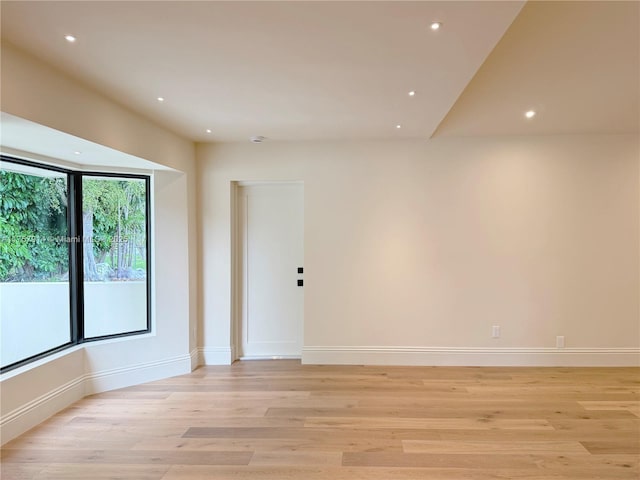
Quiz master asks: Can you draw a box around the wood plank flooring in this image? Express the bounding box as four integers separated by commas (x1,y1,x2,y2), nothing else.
1,360,639,479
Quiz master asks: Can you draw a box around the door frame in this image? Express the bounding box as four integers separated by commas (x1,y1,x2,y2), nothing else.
231,180,304,361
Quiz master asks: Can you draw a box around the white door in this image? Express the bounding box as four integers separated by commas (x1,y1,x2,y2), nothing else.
237,183,304,358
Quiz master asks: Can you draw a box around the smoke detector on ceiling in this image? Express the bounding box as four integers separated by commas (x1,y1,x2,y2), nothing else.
250,136,265,143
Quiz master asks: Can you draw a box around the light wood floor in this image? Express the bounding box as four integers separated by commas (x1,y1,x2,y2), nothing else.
1,360,639,479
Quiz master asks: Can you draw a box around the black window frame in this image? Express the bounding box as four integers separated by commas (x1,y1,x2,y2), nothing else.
0,155,152,373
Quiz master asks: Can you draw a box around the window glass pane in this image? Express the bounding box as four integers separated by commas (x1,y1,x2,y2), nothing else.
82,176,148,338
0,161,71,368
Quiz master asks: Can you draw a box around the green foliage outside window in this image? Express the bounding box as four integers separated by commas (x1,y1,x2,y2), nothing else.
0,171,147,282
0,171,68,281
82,178,147,282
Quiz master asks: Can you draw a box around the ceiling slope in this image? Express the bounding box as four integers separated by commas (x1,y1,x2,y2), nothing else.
435,1,640,137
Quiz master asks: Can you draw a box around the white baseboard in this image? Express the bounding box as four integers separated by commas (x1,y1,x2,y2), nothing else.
198,346,233,365
1,353,192,445
0,375,85,445
302,346,640,367
84,354,192,394
239,355,301,361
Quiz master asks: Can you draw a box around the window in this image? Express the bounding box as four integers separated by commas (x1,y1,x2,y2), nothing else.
82,176,149,338
0,156,151,372
0,161,71,367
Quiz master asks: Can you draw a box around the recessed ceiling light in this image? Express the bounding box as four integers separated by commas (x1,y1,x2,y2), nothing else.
396,124,402,129
430,22,442,31
525,110,536,119
206,129,212,134
408,91,416,97
64,35,76,43
250,136,265,143
157,97,164,102
74,151,81,155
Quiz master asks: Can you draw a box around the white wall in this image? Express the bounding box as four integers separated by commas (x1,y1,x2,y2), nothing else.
197,135,640,366
0,42,197,444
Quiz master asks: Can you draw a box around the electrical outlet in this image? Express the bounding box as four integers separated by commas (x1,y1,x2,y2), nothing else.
492,325,500,338
556,336,565,348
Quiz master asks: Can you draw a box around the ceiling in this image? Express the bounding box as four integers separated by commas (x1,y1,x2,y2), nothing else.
0,1,638,143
